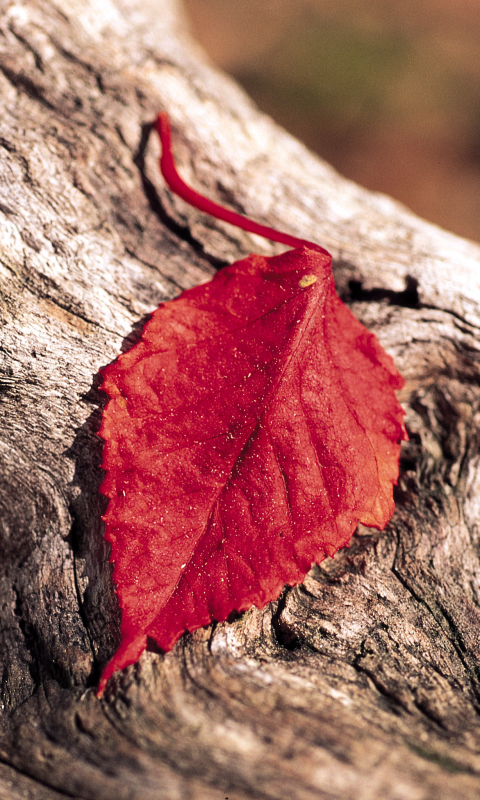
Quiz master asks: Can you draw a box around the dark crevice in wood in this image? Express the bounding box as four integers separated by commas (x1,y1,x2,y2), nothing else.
348,275,420,308
8,27,45,73
391,543,480,716
11,585,42,690
70,514,100,688
133,121,228,272
0,754,80,800
404,740,475,775
0,63,55,112
271,587,302,651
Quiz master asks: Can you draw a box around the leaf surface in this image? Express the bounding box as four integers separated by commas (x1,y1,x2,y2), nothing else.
98,244,406,695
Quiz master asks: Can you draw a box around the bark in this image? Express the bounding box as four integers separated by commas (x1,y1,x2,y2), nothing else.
1,0,480,798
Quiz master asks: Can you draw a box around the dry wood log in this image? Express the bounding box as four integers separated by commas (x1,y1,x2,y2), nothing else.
1,0,480,798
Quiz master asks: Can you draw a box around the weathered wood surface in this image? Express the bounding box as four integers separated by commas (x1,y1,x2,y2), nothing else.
1,0,480,797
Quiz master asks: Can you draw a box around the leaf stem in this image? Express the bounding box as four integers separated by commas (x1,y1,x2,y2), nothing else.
155,112,330,256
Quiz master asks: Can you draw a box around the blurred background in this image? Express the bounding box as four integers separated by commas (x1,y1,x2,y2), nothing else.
183,0,480,243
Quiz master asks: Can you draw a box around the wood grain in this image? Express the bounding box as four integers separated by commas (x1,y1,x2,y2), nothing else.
1,1,480,797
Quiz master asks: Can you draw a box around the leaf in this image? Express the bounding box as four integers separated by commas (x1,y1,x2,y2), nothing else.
97,245,406,695
96,115,407,696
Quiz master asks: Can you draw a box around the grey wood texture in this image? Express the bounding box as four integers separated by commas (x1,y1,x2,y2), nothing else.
1,0,480,798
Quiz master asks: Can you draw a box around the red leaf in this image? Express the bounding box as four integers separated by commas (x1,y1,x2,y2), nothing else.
96,115,406,696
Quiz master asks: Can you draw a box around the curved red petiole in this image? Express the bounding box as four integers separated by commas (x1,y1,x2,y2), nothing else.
155,112,330,257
